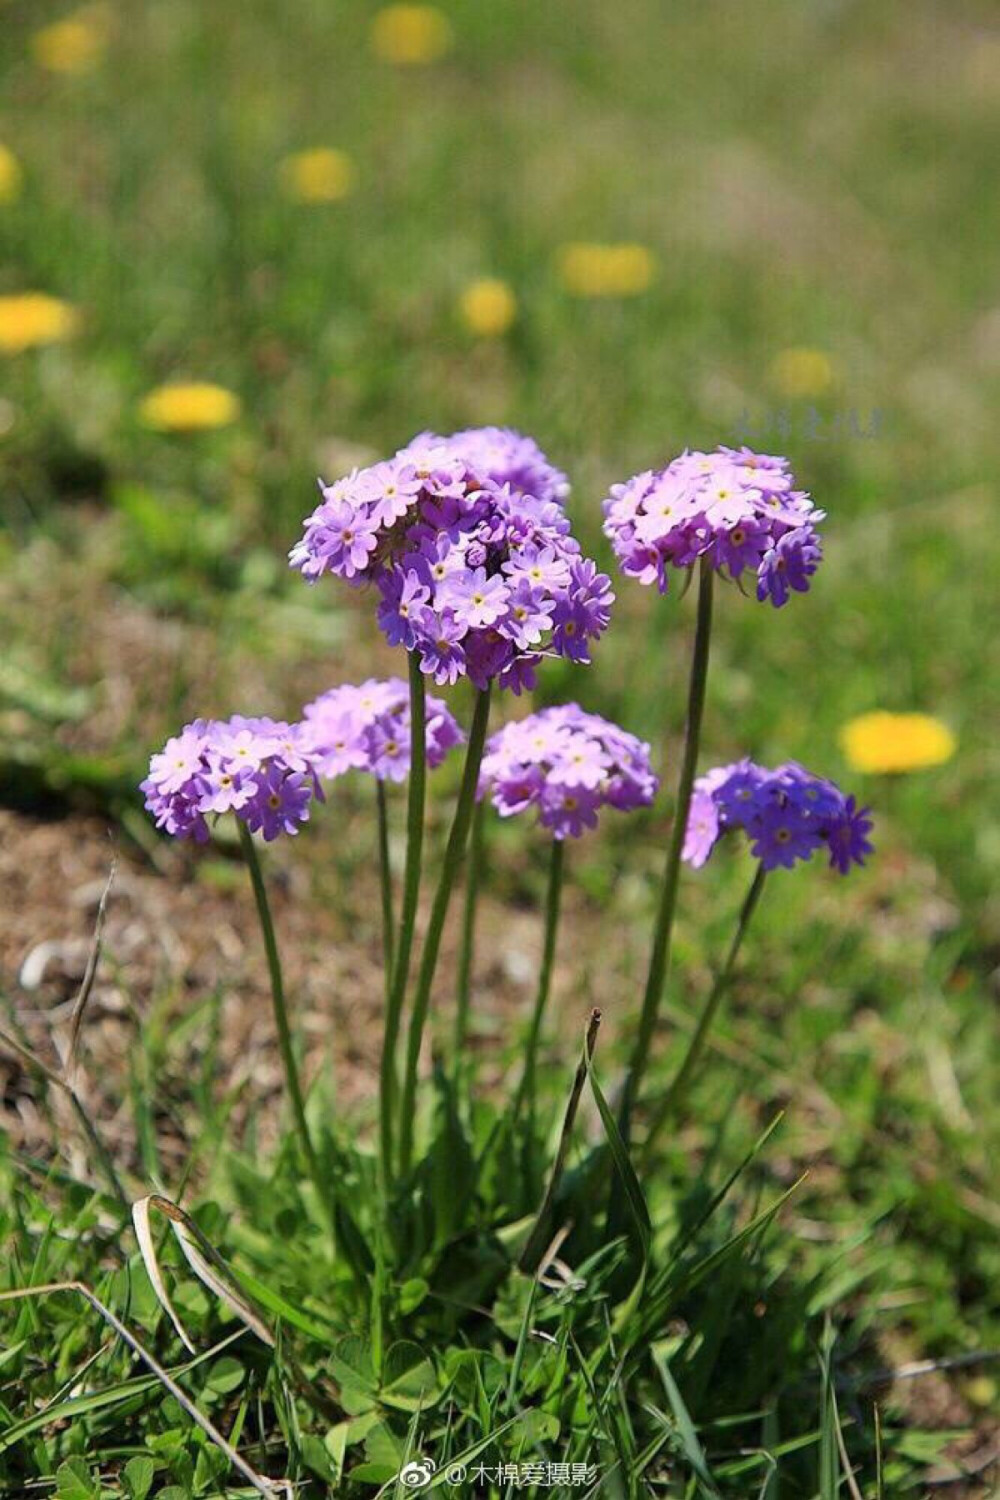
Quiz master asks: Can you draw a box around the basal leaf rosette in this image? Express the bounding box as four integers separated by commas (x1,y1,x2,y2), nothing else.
302,677,463,783
683,759,873,875
602,445,825,606
290,428,612,692
142,716,322,842
479,704,658,840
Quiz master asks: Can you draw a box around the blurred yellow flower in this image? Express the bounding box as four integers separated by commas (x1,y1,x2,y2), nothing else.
0,144,22,204
840,712,956,774
770,346,836,399
32,12,107,75
139,383,241,432
371,4,452,65
279,148,355,204
458,278,517,338
0,294,80,354
557,243,655,298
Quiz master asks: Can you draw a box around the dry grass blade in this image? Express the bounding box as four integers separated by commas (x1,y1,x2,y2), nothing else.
0,1281,286,1498
132,1195,196,1354
133,1193,275,1351
67,846,118,1070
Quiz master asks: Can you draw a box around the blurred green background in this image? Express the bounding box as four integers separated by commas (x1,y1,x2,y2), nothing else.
1,0,998,1449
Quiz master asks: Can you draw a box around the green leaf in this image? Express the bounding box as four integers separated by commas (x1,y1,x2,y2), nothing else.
426,1066,476,1248
122,1456,156,1500
55,1457,98,1500
330,1334,378,1413
589,1061,652,1258
193,1441,228,1495
300,1433,336,1483
204,1355,245,1396
652,1351,722,1498
379,1340,440,1411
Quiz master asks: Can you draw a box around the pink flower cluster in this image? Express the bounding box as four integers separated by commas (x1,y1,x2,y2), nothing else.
602,446,824,605
479,704,658,840
141,717,322,843
289,428,612,692
302,677,463,783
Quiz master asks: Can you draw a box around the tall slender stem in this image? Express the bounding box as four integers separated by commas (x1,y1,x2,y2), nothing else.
644,864,767,1155
513,838,565,1124
379,654,426,1185
399,685,492,1175
453,797,486,1060
237,823,323,1202
375,779,395,1002
619,557,714,1140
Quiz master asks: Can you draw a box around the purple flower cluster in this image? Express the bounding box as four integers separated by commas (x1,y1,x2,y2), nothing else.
479,704,658,840
290,428,612,692
142,717,322,843
602,446,824,605
683,759,873,875
302,677,463,783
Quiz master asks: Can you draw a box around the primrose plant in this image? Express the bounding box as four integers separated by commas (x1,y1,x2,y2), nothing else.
140,429,873,1437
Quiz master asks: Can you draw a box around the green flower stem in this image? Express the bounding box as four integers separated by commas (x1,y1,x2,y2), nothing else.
399,684,492,1175
379,653,426,1185
237,822,325,1207
643,863,767,1154
512,838,565,1124
619,557,714,1141
453,796,486,1060
375,779,395,1003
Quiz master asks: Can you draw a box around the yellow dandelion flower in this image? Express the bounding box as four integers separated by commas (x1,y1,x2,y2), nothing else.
770,346,836,399
0,294,80,355
840,712,956,775
278,147,355,204
0,144,22,204
557,243,655,299
139,383,241,433
371,4,452,65
458,278,517,338
32,12,107,75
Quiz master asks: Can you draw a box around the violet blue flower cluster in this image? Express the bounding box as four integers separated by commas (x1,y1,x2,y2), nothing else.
290,428,612,692
302,677,463,783
602,446,824,605
479,704,658,840
683,759,873,874
142,717,322,843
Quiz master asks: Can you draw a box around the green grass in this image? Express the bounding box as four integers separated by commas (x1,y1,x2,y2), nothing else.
2,0,999,1494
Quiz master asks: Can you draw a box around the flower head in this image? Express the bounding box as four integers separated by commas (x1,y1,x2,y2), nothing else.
557,243,655,298
302,678,463,784
683,758,872,875
290,428,609,689
371,4,452,64
0,145,22,205
0,294,80,355
279,148,355,203
839,711,956,774
458,278,517,337
32,10,107,75
769,347,836,399
602,446,824,606
139,383,241,432
142,717,322,842
480,704,657,840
